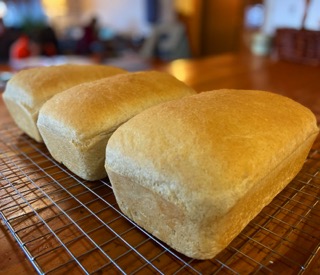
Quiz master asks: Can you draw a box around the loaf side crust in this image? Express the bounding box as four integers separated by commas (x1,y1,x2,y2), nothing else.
3,64,126,142
39,123,112,180
3,97,41,142
107,131,317,259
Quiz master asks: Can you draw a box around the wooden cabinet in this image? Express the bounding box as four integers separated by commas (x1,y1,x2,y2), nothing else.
176,0,246,57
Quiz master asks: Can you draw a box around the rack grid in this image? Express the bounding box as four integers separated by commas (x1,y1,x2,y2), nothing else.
0,122,320,274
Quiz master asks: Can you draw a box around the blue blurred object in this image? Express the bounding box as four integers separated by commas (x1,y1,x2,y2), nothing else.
146,0,160,24
245,4,265,29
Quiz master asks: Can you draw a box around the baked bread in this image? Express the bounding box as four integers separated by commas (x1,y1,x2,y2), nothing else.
37,71,196,181
105,89,319,259
3,64,126,142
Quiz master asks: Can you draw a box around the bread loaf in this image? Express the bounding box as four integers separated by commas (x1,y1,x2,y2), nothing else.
3,64,126,142
37,71,196,181
105,89,319,259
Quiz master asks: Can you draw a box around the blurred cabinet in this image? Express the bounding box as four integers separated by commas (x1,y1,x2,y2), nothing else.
176,0,245,57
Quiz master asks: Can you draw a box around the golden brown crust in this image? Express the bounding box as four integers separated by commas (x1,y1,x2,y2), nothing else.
3,64,126,142
37,71,196,180
105,89,319,259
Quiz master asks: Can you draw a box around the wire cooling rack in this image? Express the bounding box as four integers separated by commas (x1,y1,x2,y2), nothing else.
0,122,320,274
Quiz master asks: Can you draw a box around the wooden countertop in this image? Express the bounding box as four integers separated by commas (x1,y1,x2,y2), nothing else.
159,53,320,123
0,53,319,274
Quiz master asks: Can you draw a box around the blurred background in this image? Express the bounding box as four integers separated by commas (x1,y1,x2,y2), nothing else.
0,0,319,70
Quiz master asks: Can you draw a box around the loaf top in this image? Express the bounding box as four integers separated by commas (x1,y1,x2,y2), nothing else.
3,64,126,110
38,71,196,142
105,89,319,216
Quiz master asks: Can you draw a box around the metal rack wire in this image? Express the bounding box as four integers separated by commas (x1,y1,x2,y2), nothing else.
0,122,320,274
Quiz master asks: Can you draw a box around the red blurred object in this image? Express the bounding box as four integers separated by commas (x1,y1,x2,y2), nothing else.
10,35,32,59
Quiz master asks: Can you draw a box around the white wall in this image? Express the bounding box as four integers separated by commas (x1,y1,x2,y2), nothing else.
80,0,176,37
262,0,320,34
93,0,150,37
47,0,176,38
